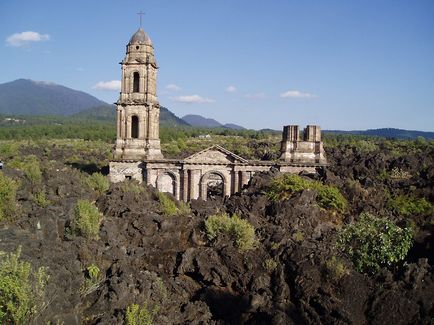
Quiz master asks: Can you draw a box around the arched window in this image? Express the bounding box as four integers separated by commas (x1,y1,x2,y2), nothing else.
133,72,140,93
131,115,139,138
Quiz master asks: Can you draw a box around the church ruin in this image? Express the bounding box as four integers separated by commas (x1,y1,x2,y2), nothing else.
109,28,327,201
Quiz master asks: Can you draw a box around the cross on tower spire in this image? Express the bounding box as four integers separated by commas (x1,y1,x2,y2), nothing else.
137,11,145,28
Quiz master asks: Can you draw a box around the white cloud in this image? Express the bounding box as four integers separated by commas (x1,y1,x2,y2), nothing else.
172,95,215,104
280,90,316,98
92,80,121,91
166,84,181,91
6,31,50,47
226,85,237,93
245,92,266,100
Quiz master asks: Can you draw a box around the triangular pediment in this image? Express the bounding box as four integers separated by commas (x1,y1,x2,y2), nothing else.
184,145,248,164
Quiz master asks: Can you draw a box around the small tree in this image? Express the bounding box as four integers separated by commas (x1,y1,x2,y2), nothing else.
337,213,413,273
0,246,49,324
73,200,103,239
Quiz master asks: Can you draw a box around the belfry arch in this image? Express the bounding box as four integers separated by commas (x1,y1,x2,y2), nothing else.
131,115,139,139
133,72,140,93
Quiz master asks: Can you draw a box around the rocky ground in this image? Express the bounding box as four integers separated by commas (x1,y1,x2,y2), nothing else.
0,141,433,324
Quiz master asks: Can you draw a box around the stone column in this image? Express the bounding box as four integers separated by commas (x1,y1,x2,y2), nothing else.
189,170,200,200
182,169,189,202
224,173,231,197
126,114,131,139
232,170,239,194
240,171,249,188
304,125,321,142
279,125,299,162
116,108,121,138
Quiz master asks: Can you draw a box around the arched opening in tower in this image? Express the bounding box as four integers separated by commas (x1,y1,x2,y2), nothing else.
133,72,140,93
131,115,139,138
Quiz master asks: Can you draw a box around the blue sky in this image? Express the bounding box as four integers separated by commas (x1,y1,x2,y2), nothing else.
1,0,433,131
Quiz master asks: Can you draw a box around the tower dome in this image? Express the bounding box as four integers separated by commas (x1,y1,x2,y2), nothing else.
129,28,152,45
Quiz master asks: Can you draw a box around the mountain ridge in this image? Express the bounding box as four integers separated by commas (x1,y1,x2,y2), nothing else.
182,114,245,130
0,79,106,116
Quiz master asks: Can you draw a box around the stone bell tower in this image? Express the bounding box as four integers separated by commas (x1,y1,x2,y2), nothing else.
114,28,163,160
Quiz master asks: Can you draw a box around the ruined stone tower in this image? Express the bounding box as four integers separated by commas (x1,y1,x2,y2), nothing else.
114,28,163,160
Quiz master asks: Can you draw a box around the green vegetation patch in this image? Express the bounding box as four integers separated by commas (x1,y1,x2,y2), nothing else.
157,192,190,217
324,256,349,281
337,213,413,273
0,246,49,324
0,171,18,221
125,302,159,325
387,194,434,216
32,190,51,208
80,264,104,296
265,174,347,213
72,200,103,240
86,172,109,194
9,155,42,185
205,213,257,251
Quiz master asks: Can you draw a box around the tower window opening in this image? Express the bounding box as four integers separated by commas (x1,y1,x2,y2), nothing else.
136,46,140,50
131,115,139,138
133,72,140,93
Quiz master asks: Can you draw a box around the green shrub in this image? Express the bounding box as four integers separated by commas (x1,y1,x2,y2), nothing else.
33,190,51,208
263,258,277,272
0,142,19,159
9,155,42,185
72,200,103,239
157,192,190,217
125,302,159,325
0,171,18,221
324,256,349,280
157,192,178,216
205,213,256,251
336,213,413,273
266,174,347,213
0,246,49,324
387,195,434,216
121,180,144,196
293,231,304,242
80,264,104,296
86,172,109,194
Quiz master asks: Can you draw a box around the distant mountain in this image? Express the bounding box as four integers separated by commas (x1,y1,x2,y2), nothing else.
73,104,189,126
73,104,115,121
223,123,246,130
324,128,434,140
182,114,245,130
182,114,221,128
0,79,107,116
161,107,190,127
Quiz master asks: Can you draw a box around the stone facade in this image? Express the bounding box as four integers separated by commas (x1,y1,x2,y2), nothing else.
109,28,327,201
